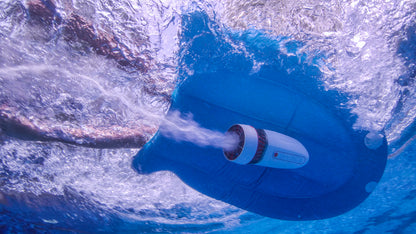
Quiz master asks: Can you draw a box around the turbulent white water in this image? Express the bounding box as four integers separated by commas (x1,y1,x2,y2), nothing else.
1,0,416,229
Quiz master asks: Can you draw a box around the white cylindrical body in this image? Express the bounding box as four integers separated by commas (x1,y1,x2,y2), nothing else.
223,124,309,169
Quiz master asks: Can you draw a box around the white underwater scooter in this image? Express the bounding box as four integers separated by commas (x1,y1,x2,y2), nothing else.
223,124,309,169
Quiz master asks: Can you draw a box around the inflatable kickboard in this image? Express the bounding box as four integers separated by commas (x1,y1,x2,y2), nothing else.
132,70,388,220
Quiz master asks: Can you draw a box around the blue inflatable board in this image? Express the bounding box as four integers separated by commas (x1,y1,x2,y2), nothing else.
133,12,388,220
133,71,388,220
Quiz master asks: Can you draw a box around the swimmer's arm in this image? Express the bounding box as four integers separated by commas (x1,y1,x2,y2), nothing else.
0,107,155,148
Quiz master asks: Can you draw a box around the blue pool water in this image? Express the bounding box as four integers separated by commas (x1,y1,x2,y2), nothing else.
1,0,416,233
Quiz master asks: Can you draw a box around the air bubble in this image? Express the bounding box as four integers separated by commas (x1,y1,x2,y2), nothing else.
364,132,384,150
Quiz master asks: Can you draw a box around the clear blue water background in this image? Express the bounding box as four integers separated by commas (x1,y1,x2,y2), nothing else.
0,0,415,233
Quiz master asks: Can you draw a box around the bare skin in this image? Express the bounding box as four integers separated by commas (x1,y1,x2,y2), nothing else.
0,1,158,148
27,0,151,73
0,104,157,148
